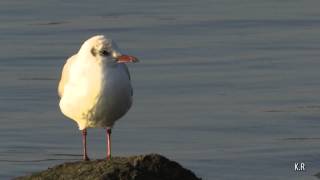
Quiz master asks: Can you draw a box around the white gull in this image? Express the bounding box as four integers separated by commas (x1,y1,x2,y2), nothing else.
58,35,138,160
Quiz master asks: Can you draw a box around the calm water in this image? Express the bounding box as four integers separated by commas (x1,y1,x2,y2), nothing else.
1,1,320,179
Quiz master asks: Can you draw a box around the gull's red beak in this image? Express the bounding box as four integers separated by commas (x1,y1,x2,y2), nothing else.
116,55,139,63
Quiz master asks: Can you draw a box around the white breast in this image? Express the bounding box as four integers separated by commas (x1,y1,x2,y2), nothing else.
59,58,132,130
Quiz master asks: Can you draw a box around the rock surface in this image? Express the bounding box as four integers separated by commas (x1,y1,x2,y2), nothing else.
15,154,201,180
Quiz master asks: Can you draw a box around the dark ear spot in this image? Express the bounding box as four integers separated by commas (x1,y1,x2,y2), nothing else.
91,48,97,56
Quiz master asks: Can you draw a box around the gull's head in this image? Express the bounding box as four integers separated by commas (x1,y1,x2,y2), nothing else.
79,35,139,64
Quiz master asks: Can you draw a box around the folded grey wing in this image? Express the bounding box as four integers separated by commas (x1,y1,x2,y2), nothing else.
58,54,77,98
122,64,131,80
120,64,133,96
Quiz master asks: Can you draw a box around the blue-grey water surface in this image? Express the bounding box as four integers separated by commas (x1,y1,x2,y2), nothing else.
1,1,320,179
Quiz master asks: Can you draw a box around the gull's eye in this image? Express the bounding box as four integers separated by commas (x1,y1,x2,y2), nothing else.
100,50,111,56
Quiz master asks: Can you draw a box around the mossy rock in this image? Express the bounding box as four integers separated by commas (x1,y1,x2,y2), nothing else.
15,154,201,180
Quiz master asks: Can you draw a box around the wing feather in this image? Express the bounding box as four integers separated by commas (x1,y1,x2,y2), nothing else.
58,54,77,97
121,64,131,80
120,64,133,96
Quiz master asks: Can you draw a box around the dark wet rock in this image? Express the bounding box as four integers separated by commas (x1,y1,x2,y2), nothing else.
15,154,201,180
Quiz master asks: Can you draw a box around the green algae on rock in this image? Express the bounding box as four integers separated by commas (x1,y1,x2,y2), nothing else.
15,154,201,180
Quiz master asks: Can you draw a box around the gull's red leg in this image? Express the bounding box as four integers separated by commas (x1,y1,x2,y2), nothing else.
82,129,90,161
106,128,112,160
